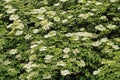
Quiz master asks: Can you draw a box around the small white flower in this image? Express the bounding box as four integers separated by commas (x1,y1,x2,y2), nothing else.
16,23,24,29
92,41,101,47
30,44,38,49
113,17,120,21
9,49,17,55
77,60,86,67
62,19,68,23
110,0,118,2
72,49,79,55
54,17,61,22
15,54,21,59
43,74,51,79
23,61,37,69
4,60,11,65
95,2,102,5
59,0,67,2
63,48,71,53
112,45,119,50
65,33,73,37
67,15,73,19
6,24,13,28
33,29,39,34
39,46,47,51
62,54,69,58
36,15,45,20
88,12,94,16
31,7,47,14
57,61,66,66
44,55,53,60
78,0,84,3
9,14,19,20
93,69,101,75
3,0,11,3
106,41,114,46
79,14,85,18
100,16,107,20
100,38,108,43
106,24,116,29
15,30,23,36
5,5,12,9
61,70,70,76
44,31,56,38
24,34,31,40
54,3,60,6
95,24,106,31
72,36,79,41
7,8,16,13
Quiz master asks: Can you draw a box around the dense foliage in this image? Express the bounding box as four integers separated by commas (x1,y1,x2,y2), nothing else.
0,0,120,80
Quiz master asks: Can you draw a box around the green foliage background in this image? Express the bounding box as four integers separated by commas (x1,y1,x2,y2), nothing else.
0,0,120,80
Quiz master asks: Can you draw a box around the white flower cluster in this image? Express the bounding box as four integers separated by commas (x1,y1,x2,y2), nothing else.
93,69,101,75
79,12,94,19
61,70,71,76
23,61,38,72
44,31,56,38
9,49,17,55
95,24,106,31
65,31,95,40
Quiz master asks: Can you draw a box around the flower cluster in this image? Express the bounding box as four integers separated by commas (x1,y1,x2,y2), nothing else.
0,0,120,80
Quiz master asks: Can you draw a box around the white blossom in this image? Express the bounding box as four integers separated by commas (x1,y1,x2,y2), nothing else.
54,3,60,6
76,60,86,67
62,54,69,58
61,70,70,76
62,19,68,23
9,14,19,20
39,46,47,51
4,60,11,65
36,15,45,20
16,23,24,29
93,69,101,75
65,33,73,37
7,8,16,13
72,49,79,55
63,48,71,53
9,49,17,55
100,16,107,20
92,41,101,47
4,5,12,9
95,24,106,31
24,34,32,40
3,0,11,3
106,41,114,46
30,44,38,49
6,24,13,28
44,31,56,38
23,61,38,69
44,55,53,60
106,24,116,29
33,29,39,33
112,45,119,50
43,74,51,79
100,38,108,43
15,30,23,36
110,0,118,2
30,7,47,14
54,17,61,22
95,2,102,5
60,0,67,2
57,61,66,66
78,0,84,3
